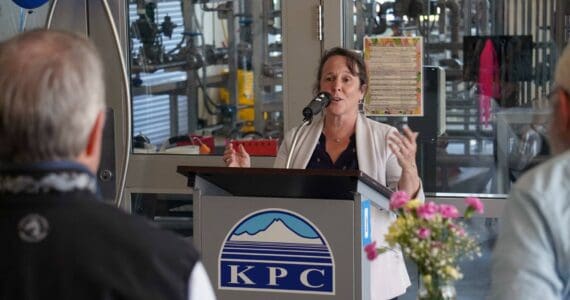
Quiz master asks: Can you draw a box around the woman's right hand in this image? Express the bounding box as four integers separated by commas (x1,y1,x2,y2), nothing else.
223,143,251,167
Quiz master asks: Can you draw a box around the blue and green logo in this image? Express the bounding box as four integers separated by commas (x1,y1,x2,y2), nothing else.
219,209,335,294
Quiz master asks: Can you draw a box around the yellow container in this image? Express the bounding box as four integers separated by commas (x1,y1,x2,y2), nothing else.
219,69,255,132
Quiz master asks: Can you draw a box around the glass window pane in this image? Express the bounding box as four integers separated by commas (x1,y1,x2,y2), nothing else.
128,0,283,156
348,0,568,196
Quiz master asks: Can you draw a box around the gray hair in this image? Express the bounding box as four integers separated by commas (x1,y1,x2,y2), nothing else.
0,29,105,163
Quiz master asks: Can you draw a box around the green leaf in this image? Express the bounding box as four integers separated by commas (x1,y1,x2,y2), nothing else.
377,247,390,255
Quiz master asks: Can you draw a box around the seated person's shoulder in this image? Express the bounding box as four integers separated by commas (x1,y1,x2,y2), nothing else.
72,201,201,297
74,199,197,258
42,198,201,295
513,150,570,197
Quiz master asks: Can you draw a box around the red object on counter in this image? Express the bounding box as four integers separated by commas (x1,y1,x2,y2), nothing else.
230,139,279,156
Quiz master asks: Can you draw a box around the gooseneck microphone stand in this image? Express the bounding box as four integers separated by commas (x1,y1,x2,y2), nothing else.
285,92,331,169
285,119,310,169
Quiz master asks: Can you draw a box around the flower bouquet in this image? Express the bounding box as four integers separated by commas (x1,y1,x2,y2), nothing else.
364,192,484,300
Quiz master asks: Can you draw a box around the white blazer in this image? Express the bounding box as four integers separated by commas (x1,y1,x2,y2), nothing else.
274,113,425,299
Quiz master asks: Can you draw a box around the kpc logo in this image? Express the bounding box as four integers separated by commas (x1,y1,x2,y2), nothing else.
219,209,335,294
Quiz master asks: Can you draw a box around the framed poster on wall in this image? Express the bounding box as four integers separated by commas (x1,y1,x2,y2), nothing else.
363,36,423,116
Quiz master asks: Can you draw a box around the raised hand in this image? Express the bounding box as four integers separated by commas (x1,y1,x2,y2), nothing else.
388,125,421,196
388,125,419,172
223,143,251,168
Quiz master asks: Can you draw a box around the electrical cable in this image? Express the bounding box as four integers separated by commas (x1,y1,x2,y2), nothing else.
189,6,226,117
192,70,220,115
188,5,212,111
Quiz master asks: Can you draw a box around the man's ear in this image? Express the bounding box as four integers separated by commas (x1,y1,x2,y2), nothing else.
77,111,106,173
85,111,106,157
558,89,570,132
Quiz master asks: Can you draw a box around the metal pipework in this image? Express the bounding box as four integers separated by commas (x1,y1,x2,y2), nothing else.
477,0,489,35
130,60,191,73
437,0,460,59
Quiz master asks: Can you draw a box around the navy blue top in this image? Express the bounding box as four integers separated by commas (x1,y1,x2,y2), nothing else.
306,133,358,170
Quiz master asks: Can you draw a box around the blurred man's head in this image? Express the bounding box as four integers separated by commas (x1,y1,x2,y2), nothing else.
0,29,105,172
549,44,570,154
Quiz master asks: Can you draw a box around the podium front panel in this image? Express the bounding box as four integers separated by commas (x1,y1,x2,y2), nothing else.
198,195,355,300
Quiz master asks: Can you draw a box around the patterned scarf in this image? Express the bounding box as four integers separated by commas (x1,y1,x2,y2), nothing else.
0,161,98,195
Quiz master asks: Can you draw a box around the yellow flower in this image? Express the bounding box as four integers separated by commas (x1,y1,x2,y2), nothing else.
389,217,407,232
405,199,422,210
381,197,480,283
444,266,462,280
386,223,401,242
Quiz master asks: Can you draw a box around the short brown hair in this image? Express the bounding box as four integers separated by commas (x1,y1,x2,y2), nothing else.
313,47,368,95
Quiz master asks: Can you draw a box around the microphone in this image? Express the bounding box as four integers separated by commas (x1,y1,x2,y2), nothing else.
302,92,332,122
287,92,331,168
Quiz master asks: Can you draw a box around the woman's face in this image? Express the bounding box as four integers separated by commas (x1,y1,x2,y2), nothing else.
319,55,365,117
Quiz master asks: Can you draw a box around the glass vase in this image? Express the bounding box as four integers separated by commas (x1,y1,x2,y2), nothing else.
417,273,457,300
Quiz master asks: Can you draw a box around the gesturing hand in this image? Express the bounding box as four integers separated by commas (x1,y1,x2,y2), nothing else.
388,125,421,196
388,125,419,172
223,143,251,168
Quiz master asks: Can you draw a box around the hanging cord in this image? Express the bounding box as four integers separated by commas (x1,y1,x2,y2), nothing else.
188,7,224,116
192,70,220,115
285,120,310,169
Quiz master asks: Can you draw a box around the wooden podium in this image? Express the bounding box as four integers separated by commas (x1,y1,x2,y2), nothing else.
177,166,393,300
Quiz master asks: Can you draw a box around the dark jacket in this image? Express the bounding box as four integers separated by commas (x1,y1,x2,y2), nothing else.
0,162,198,300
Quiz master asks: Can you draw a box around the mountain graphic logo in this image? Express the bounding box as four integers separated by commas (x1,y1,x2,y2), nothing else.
219,209,335,294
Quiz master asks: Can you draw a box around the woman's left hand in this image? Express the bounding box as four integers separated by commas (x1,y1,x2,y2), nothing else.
388,125,421,196
388,125,419,171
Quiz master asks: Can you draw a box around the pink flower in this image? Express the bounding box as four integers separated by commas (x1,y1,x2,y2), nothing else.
449,223,466,236
417,227,431,239
439,204,460,219
431,241,443,249
364,241,378,261
417,201,439,220
364,241,376,253
390,191,411,210
457,227,466,236
465,197,484,214
465,197,484,213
